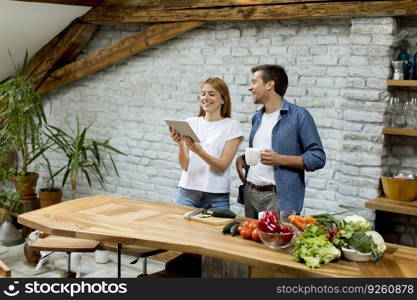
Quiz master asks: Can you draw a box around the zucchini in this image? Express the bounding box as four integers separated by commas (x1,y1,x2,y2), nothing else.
222,221,239,234
230,223,241,236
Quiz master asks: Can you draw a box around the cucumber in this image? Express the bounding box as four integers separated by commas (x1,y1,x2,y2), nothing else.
230,223,241,236
222,221,239,234
211,210,236,218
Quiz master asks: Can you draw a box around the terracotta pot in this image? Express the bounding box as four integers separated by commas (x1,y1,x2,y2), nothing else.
39,188,63,208
0,207,7,223
11,172,39,199
24,243,41,265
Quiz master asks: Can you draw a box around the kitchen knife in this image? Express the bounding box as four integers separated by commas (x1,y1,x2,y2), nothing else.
184,204,212,220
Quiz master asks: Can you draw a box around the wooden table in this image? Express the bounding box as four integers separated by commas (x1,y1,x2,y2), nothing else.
18,195,417,278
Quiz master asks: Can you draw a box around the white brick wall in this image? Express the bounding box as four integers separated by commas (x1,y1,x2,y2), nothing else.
34,18,401,220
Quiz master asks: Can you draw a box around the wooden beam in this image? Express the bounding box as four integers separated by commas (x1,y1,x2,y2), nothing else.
27,22,97,89
12,0,103,7
102,0,348,9
38,21,204,94
81,0,417,24
101,0,161,8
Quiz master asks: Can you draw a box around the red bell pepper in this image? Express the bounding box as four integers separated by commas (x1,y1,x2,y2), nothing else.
258,210,280,233
265,210,279,224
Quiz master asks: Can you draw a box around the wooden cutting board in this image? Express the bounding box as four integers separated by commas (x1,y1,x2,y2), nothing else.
183,211,235,226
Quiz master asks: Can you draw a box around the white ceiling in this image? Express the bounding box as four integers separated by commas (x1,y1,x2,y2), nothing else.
0,1,91,81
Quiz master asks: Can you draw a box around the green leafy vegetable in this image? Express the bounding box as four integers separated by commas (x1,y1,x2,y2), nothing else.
312,213,341,231
331,216,372,248
293,225,341,268
347,231,374,253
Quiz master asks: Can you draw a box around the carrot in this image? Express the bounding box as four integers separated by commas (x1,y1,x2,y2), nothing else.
290,216,306,230
304,215,318,225
288,214,297,223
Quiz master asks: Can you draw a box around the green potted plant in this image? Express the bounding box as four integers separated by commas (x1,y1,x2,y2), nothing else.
44,117,126,199
0,189,23,224
38,150,64,208
0,51,46,200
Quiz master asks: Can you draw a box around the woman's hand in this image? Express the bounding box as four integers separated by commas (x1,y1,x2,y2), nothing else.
236,155,247,183
183,136,203,155
169,127,181,144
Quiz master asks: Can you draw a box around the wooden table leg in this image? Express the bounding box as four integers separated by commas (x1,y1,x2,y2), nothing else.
117,243,122,278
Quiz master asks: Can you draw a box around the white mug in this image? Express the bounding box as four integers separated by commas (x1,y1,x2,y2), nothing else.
245,148,261,166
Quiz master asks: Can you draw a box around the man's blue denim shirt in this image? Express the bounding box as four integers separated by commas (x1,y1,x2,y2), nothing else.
248,99,326,214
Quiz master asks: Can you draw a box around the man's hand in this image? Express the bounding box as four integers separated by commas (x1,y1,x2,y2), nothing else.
236,155,247,183
183,136,203,155
260,149,281,166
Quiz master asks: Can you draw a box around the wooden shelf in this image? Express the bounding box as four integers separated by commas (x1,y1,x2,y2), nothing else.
387,80,417,87
365,197,417,216
382,127,417,137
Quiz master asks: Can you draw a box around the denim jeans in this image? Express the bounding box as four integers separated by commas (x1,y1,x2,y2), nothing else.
175,187,230,210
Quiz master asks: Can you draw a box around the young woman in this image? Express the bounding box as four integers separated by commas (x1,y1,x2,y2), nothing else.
170,77,243,210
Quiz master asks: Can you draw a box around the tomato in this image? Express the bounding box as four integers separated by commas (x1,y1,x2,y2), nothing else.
237,226,243,235
251,229,260,242
242,220,251,229
241,229,251,239
248,221,258,231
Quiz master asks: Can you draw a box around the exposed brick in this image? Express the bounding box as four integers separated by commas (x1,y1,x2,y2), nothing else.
36,18,403,223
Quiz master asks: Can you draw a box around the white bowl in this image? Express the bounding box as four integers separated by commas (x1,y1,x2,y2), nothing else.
342,247,372,262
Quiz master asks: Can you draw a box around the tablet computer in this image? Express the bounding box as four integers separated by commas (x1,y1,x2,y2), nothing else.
165,119,201,143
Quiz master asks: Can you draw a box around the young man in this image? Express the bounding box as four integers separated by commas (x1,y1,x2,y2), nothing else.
236,65,326,218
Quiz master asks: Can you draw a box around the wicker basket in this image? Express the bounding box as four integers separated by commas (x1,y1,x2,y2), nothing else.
381,176,417,202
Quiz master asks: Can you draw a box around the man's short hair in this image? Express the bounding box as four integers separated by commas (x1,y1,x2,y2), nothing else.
251,64,288,97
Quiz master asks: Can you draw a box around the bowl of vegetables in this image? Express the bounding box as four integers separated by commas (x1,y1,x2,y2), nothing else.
257,211,298,249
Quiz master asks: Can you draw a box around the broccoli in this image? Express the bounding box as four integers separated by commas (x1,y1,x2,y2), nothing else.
347,231,374,253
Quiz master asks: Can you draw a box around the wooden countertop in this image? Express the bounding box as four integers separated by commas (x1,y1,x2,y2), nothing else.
18,195,417,278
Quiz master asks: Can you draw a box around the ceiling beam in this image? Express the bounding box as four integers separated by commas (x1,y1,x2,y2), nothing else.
27,22,97,88
81,0,417,24
12,0,103,7
102,0,346,9
37,21,204,94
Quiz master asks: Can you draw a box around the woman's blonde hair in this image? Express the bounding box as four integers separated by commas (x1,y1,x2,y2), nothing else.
198,77,231,118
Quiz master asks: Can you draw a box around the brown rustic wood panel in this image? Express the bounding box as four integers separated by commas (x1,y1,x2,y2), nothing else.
27,23,97,89
17,195,417,277
102,0,345,9
0,259,11,278
101,0,161,8
12,0,103,6
202,256,250,277
81,0,417,24
37,21,203,94
26,30,64,80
